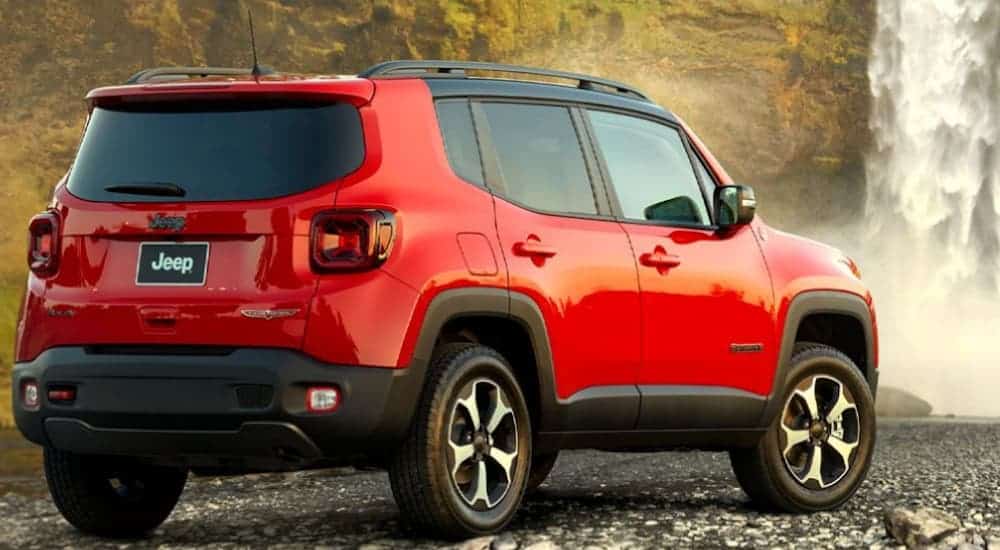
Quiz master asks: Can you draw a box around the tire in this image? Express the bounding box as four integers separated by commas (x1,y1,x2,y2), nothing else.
44,448,188,537
527,452,559,492
729,343,876,512
388,343,532,539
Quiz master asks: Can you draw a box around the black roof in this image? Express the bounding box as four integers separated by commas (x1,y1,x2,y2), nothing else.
361,60,649,100
120,60,673,120
425,77,674,122
361,60,673,121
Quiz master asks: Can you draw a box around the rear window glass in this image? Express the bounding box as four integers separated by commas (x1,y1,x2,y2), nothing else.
67,102,364,202
479,103,597,215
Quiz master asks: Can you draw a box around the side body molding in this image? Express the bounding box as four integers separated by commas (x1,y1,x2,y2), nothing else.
758,290,878,427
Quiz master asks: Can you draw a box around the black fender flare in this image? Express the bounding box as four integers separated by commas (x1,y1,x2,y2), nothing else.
758,290,877,427
405,287,562,432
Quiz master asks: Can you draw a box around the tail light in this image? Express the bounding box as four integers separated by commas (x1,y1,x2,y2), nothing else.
28,211,60,277
310,209,395,272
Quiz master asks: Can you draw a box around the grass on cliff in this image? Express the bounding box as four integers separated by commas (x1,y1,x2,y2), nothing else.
0,279,22,428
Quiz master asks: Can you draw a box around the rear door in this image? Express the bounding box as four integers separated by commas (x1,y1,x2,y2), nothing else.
583,108,776,425
34,96,366,353
473,101,642,431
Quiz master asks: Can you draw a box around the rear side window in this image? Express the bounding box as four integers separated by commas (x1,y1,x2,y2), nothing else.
479,103,597,215
436,100,484,186
588,110,710,226
67,102,364,202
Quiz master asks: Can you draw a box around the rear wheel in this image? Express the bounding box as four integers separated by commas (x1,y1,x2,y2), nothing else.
729,343,875,512
389,343,532,539
44,448,188,537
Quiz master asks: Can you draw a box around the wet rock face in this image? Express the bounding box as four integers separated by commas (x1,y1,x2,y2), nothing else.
884,507,961,548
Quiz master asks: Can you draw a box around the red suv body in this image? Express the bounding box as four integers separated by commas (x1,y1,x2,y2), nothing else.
13,61,879,539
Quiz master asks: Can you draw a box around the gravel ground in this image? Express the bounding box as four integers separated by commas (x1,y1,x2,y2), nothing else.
0,419,998,549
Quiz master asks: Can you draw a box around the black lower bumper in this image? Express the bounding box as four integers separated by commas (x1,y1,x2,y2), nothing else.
12,347,424,468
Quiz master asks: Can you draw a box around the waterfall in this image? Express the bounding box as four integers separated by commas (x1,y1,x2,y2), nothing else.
865,0,1000,416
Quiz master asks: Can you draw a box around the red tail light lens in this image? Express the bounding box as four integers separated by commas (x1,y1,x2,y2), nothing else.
28,211,60,277
311,209,395,272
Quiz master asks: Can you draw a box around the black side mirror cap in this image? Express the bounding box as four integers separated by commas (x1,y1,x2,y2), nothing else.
714,185,756,229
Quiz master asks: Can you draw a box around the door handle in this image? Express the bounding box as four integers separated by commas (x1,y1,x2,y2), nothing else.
640,249,681,269
513,240,557,258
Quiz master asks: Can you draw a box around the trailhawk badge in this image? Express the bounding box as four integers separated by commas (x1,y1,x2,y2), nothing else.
239,308,300,320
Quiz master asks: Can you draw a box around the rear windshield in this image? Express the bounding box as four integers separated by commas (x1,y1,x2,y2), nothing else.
67,101,364,202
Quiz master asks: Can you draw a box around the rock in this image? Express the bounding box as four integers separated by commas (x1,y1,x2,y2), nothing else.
492,533,519,550
461,536,496,550
876,386,933,417
884,507,961,548
523,540,558,550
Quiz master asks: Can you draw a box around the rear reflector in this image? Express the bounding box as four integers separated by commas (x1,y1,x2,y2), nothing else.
306,386,341,413
48,387,77,403
21,381,39,410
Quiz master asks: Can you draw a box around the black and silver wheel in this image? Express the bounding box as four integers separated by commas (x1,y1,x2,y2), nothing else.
780,374,861,489
447,378,520,510
389,343,532,539
44,448,188,537
730,343,875,512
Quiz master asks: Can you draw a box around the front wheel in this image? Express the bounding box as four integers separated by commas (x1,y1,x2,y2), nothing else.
729,343,876,512
388,343,532,539
44,448,188,537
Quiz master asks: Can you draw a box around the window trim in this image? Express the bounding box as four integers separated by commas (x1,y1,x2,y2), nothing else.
580,106,720,231
469,97,616,222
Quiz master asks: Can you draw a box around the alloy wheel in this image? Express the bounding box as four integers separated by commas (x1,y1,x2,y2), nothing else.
446,378,519,510
779,374,861,490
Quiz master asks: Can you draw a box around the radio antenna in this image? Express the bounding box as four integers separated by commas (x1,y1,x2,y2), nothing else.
248,9,262,79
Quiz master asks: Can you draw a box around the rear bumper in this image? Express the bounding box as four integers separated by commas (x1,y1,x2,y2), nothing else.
12,347,424,468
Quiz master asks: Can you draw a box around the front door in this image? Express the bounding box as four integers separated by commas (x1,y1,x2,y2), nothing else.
584,109,776,427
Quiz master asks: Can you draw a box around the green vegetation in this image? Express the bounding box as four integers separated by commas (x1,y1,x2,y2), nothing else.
0,0,874,427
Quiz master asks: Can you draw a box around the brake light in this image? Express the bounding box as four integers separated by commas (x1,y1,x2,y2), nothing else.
27,211,60,277
310,209,395,272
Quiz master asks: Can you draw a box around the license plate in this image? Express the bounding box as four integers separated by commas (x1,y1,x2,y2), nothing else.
136,242,209,286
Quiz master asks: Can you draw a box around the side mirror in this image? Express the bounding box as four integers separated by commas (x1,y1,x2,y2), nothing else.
714,185,756,229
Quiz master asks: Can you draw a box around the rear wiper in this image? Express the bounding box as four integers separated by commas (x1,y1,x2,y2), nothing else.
104,182,187,197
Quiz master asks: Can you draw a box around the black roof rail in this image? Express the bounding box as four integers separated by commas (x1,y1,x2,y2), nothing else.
359,60,650,102
125,66,276,85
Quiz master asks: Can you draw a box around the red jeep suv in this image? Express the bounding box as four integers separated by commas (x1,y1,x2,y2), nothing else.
13,60,878,539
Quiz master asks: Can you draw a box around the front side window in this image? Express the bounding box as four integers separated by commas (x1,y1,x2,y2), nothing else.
588,110,710,225
479,103,597,215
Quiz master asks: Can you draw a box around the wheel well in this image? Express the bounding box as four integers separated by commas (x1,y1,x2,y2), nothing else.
795,313,868,374
435,315,541,428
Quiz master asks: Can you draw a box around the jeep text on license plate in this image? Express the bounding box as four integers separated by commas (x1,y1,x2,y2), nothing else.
135,242,209,286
